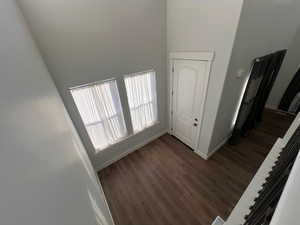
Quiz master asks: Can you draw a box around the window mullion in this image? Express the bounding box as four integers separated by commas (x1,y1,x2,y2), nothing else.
70,79,127,152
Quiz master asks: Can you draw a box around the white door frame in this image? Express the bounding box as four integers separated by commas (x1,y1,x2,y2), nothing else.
168,52,214,151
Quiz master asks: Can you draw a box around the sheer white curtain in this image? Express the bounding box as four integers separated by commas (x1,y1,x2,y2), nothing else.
71,80,127,152
125,71,158,133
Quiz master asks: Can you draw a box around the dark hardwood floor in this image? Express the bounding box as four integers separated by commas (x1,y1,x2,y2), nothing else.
99,109,294,225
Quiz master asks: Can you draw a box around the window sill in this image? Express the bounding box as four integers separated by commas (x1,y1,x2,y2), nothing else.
94,120,160,154
132,120,160,135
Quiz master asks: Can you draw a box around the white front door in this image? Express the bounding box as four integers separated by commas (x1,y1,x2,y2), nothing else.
171,59,208,150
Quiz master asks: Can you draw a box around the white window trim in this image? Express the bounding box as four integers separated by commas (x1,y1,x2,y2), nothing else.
124,69,159,134
70,78,128,153
69,69,160,154
69,78,116,91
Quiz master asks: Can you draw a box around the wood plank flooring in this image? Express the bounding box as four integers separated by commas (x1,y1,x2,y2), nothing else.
99,109,294,225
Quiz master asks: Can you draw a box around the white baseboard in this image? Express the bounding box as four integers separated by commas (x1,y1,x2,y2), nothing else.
265,104,278,110
196,150,210,160
197,135,231,160
208,135,231,158
95,129,168,171
212,216,225,225
96,130,229,170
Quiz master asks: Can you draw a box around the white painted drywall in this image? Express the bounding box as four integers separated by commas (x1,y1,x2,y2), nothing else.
267,28,300,109
210,0,300,153
0,1,114,224
167,0,244,156
18,0,167,170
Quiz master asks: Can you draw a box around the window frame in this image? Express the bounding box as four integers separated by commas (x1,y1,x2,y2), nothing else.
124,70,159,133
70,78,128,153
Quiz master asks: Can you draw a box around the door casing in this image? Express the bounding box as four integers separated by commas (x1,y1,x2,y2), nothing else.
169,52,214,151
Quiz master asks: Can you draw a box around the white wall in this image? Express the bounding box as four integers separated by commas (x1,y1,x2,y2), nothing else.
210,0,300,152
0,1,114,224
18,0,167,170
167,0,244,156
267,28,300,108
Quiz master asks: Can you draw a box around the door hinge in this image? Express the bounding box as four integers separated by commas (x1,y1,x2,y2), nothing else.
171,90,174,96
171,110,173,115
172,66,174,73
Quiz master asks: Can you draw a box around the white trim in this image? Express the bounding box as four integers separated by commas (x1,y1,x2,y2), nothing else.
196,135,230,160
265,104,278,110
212,216,225,225
282,112,300,146
195,57,213,153
94,121,160,153
69,77,116,90
169,51,214,61
95,129,168,171
168,59,175,135
196,150,210,160
270,143,300,225
224,138,284,225
168,51,214,152
207,135,231,158
123,69,155,78
265,105,296,116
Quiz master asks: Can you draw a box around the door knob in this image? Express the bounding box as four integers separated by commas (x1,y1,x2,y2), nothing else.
194,123,198,127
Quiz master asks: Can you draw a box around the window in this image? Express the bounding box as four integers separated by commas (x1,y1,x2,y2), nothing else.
125,70,158,133
71,80,127,152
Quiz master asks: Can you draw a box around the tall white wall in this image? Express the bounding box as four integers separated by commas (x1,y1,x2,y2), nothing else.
167,0,244,156
0,1,114,224
18,0,167,170
210,0,300,152
268,28,300,108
